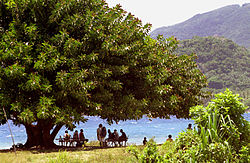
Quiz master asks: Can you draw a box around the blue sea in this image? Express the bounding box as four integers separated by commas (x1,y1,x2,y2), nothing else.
0,114,249,149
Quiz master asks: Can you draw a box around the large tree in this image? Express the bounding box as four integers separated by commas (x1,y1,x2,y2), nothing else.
0,0,207,148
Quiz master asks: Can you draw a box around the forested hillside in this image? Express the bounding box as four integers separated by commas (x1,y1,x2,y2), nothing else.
151,3,250,48
176,36,250,106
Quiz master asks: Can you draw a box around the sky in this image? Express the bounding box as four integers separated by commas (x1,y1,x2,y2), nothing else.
106,0,250,31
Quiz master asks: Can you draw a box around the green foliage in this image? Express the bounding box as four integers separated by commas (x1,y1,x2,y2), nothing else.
127,138,164,163
183,90,249,161
179,37,249,89
176,36,250,107
140,139,164,162
239,146,250,163
174,129,200,151
0,0,207,147
48,150,81,163
191,89,249,151
127,90,249,162
161,140,175,158
171,114,238,162
128,135,236,162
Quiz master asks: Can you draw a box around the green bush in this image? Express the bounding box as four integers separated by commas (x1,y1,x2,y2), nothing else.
161,140,175,160
171,90,248,162
127,90,249,162
127,138,164,162
174,129,200,151
173,127,236,162
190,89,249,151
239,146,250,163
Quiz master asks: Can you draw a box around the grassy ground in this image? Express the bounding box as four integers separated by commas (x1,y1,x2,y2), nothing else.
0,142,138,163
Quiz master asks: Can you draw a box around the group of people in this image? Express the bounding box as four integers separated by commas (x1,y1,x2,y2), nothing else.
97,124,127,147
142,123,192,145
142,133,173,145
59,123,193,147
142,135,173,145
60,129,88,147
59,124,128,147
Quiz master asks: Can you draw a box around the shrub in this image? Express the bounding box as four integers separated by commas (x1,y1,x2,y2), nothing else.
173,127,236,162
161,140,175,159
190,89,250,151
127,90,249,162
239,146,250,163
174,129,200,151
127,138,164,162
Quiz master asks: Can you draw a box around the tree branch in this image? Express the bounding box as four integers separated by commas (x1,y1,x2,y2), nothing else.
51,124,63,140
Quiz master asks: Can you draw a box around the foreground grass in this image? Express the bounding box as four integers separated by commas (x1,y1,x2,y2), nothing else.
0,146,137,163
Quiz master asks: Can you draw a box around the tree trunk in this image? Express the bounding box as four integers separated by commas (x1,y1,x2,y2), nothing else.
24,123,62,149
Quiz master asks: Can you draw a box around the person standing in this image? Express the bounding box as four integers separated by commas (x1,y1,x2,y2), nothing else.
101,126,107,146
143,137,147,145
97,124,103,146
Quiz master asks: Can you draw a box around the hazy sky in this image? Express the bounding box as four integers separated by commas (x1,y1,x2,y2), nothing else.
106,0,249,31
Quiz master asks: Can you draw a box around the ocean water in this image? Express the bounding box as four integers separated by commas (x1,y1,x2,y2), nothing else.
0,114,249,149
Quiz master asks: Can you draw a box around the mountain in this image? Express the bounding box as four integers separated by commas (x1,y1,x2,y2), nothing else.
176,36,250,106
150,3,250,48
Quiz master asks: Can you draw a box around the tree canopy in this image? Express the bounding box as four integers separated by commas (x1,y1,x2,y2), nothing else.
0,0,207,148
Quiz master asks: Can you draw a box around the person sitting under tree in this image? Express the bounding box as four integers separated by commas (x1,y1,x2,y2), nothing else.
143,137,147,145
105,129,114,146
107,129,113,140
64,130,70,146
118,129,127,146
113,129,119,146
59,136,64,146
79,129,87,147
70,130,79,146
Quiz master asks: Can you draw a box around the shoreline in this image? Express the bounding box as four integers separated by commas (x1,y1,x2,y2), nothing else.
0,113,249,151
